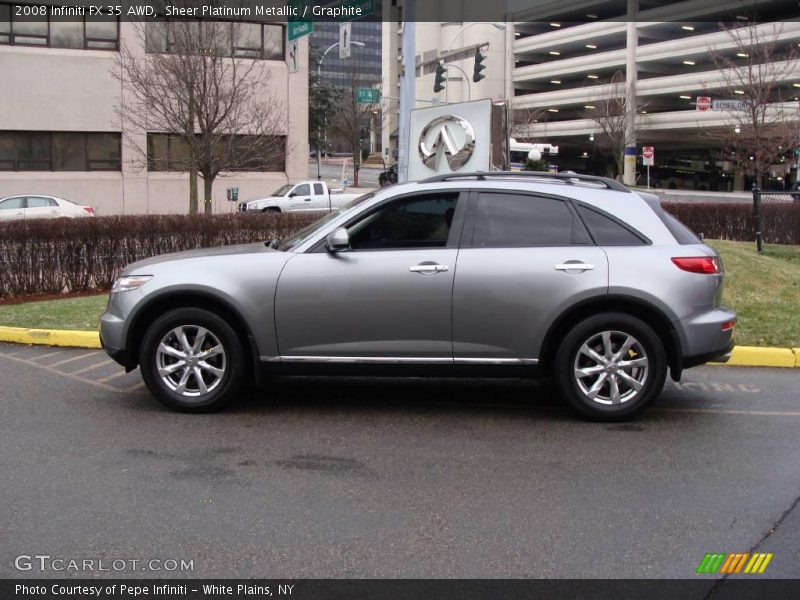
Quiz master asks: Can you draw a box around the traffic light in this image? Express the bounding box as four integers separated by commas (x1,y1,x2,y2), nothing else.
473,48,486,83
433,61,447,93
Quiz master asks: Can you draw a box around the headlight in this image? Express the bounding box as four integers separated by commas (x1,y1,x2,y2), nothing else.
112,275,152,292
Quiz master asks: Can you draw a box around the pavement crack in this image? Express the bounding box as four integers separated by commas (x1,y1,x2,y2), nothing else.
704,489,800,599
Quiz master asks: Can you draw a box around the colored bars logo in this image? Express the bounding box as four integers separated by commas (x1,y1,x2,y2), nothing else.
696,552,773,574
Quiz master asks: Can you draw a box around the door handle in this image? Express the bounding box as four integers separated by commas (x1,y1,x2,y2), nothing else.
555,262,594,271
304,198,312,201
409,264,449,274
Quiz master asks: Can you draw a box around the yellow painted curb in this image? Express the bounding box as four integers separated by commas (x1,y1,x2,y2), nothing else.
0,326,101,349
722,346,797,368
0,326,798,367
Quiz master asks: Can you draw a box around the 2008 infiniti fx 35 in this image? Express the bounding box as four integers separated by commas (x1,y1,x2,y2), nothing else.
100,172,735,421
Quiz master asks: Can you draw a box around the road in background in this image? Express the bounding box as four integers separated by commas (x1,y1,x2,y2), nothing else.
1,342,799,579
309,158,382,189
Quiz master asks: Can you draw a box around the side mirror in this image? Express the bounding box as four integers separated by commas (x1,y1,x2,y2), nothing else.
288,191,296,198
325,227,350,252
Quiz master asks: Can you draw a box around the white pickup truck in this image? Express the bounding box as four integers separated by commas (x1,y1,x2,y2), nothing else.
238,181,360,213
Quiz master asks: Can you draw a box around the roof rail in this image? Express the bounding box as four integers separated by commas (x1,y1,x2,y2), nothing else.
419,171,631,193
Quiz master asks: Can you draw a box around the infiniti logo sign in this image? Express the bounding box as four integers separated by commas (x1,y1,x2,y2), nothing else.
418,114,476,171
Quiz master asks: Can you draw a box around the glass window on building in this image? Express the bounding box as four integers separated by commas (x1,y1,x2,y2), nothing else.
53,133,87,170
263,24,284,60
85,17,118,49
0,4,12,44
16,132,51,170
12,14,47,46
87,133,120,170
234,22,262,58
50,18,84,48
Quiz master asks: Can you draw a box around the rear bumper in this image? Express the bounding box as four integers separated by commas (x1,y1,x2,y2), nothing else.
677,306,736,369
682,338,735,369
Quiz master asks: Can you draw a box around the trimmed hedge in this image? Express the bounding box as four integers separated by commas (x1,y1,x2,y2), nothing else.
663,202,800,245
0,213,318,298
1,203,798,299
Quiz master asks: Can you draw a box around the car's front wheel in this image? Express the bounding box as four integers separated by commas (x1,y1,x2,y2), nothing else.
139,308,245,412
553,313,667,421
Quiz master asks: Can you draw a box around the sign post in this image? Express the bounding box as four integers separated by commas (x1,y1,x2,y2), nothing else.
339,22,351,59
642,146,654,189
286,38,299,73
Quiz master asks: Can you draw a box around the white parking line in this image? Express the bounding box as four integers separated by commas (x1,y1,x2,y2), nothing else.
30,350,65,361
0,351,123,393
70,359,115,375
96,370,130,384
48,351,101,367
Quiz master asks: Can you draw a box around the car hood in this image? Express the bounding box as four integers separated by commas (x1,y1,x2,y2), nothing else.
122,242,278,273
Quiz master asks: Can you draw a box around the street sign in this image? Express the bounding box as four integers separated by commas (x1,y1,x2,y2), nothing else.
356,87,380,104
288,0,313,41
339,22,352,59
642,146,655,166
713,99,749,111
696,96,712,111
286,39,299,73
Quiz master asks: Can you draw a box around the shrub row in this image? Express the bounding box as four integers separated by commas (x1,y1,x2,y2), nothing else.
663,202,800,245
0,213,318,298
1,203,798,299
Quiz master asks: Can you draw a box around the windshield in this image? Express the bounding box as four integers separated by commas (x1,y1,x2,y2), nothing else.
272,184,293,196
275,193,375,252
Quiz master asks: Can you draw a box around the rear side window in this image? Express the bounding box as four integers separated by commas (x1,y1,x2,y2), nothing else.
655,209,703,245
26,196,56,208
576,204,648,246
313,183,324,195
473,193,591,247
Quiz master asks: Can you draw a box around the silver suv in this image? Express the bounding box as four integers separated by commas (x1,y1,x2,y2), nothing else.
100,172,735,421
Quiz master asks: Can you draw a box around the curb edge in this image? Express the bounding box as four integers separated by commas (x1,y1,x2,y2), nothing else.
0,327,797,367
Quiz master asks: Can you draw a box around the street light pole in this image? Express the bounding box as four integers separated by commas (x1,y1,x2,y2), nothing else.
315,40,366,180
444,22,506,105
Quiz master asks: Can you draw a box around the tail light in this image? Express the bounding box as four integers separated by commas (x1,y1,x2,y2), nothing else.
83,206,95,215
721,320,736,332
671,256,721,274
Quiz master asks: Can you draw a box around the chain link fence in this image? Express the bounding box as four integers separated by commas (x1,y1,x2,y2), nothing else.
752,187,800,259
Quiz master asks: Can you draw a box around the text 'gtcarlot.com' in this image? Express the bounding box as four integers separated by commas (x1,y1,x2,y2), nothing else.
14,554,194,572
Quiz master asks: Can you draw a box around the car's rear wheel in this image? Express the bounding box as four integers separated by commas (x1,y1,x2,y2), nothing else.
553,313,666,421
139,308,244,412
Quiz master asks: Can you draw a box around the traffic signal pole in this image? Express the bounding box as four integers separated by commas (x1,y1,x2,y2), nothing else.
397,1,415,183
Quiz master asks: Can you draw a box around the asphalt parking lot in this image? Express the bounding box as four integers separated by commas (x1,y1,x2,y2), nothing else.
1,342,799,581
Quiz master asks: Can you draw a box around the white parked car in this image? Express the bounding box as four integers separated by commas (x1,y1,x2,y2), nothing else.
0,195,96,221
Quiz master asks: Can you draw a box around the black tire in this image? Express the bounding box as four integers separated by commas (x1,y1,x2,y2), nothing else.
139,307,245,413
262,207,281,213
553,312,667,421
379,174,387,187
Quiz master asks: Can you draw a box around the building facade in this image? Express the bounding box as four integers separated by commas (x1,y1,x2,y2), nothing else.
0,11,308,215
510,0,800,189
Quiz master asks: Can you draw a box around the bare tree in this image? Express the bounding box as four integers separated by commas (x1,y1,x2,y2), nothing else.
114,14,287,214
509,107,545,141
708,22,800,188
328,69,381,187
584,71,639,180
